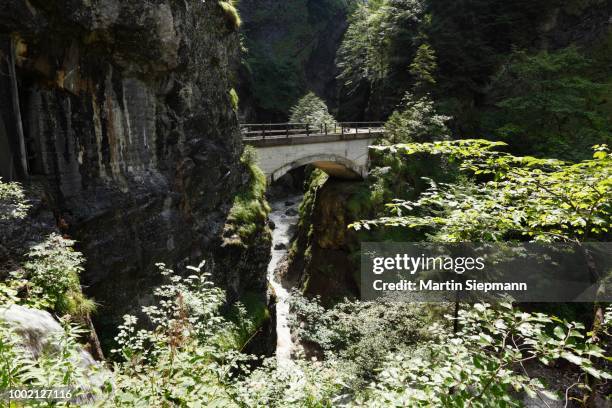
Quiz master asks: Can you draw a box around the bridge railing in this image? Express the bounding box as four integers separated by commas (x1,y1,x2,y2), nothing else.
241,122,384,140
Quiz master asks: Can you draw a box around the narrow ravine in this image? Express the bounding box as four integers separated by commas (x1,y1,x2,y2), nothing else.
266,193,303,363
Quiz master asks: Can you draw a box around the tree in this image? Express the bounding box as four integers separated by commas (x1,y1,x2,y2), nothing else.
289,92,338,130
384,93,451,143
354,140,611,243
336,0,425,104
492,47,611,159
409,42,437,93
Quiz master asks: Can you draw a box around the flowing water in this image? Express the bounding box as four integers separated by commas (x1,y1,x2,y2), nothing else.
266,193,303,363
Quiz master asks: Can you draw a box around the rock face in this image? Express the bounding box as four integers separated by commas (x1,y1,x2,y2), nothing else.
299,179,361,301
288,176,362,303
0,1,246,344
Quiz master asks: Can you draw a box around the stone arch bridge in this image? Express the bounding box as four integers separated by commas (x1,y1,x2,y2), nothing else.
242,122,384,182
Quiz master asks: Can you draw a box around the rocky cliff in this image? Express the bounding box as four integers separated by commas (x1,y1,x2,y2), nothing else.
0,0,252,344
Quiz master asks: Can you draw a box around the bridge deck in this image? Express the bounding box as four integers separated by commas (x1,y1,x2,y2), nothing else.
243,122,385,181
241,122,385,146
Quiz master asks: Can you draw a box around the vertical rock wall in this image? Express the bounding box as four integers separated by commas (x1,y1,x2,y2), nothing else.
0,0,247,342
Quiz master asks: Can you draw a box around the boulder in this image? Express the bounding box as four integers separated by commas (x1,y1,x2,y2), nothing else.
0,304,110,391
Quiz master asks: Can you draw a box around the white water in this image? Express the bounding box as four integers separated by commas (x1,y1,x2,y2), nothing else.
266,193,303,363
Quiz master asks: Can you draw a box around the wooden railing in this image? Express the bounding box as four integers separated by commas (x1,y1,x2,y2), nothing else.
241,122,384,140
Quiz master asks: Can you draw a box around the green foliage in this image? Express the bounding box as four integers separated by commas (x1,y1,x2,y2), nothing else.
234,356,349,407
0,179,94,319
240,0,352,116
2,261,263,407
336,2,387,91
25,234,95,317
354,141,611,242
290,292,450,387
229,87,239,111
409,42,437,92
225,146,271,243
289,92,338,130
2,259,610,406
106,261,254,406
227,291,270,350
337,0,425,96
245,51,303,115
425,0,554,101
384,93,451,143
0,234,95,318
0,178,29,220
491,47,611,159
0,320,106,402
354,302,611,406
290,169,329,262
336,0,610,161
219,1,242,29
237,300,612,406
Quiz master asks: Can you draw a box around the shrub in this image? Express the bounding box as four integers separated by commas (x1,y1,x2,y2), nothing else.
0,320,105,401
0,178,29,220
355,303,611,406
23,234,95,318
0,233,95,318
289,292,450,387
2,262,610,406
354,141,612,243
106,261,257,406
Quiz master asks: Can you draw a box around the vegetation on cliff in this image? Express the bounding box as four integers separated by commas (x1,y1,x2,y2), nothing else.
224,146,271,244
0,182,94,320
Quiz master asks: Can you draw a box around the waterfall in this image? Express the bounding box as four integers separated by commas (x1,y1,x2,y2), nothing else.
266,193,302,363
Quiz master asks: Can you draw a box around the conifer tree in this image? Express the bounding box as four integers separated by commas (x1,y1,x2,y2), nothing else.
289,92,338,130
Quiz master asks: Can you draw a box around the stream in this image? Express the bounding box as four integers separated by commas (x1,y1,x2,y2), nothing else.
266,193,303,364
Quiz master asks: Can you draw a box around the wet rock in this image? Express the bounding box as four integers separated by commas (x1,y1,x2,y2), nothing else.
284,201,294,206
268,220,276,230
274,242,287,250
285,208,298,216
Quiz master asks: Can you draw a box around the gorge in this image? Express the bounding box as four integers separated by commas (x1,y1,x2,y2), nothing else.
1,0,611,406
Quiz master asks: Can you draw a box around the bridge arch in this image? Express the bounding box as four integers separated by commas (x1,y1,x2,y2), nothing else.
269,153,365,183
243,125,383,184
